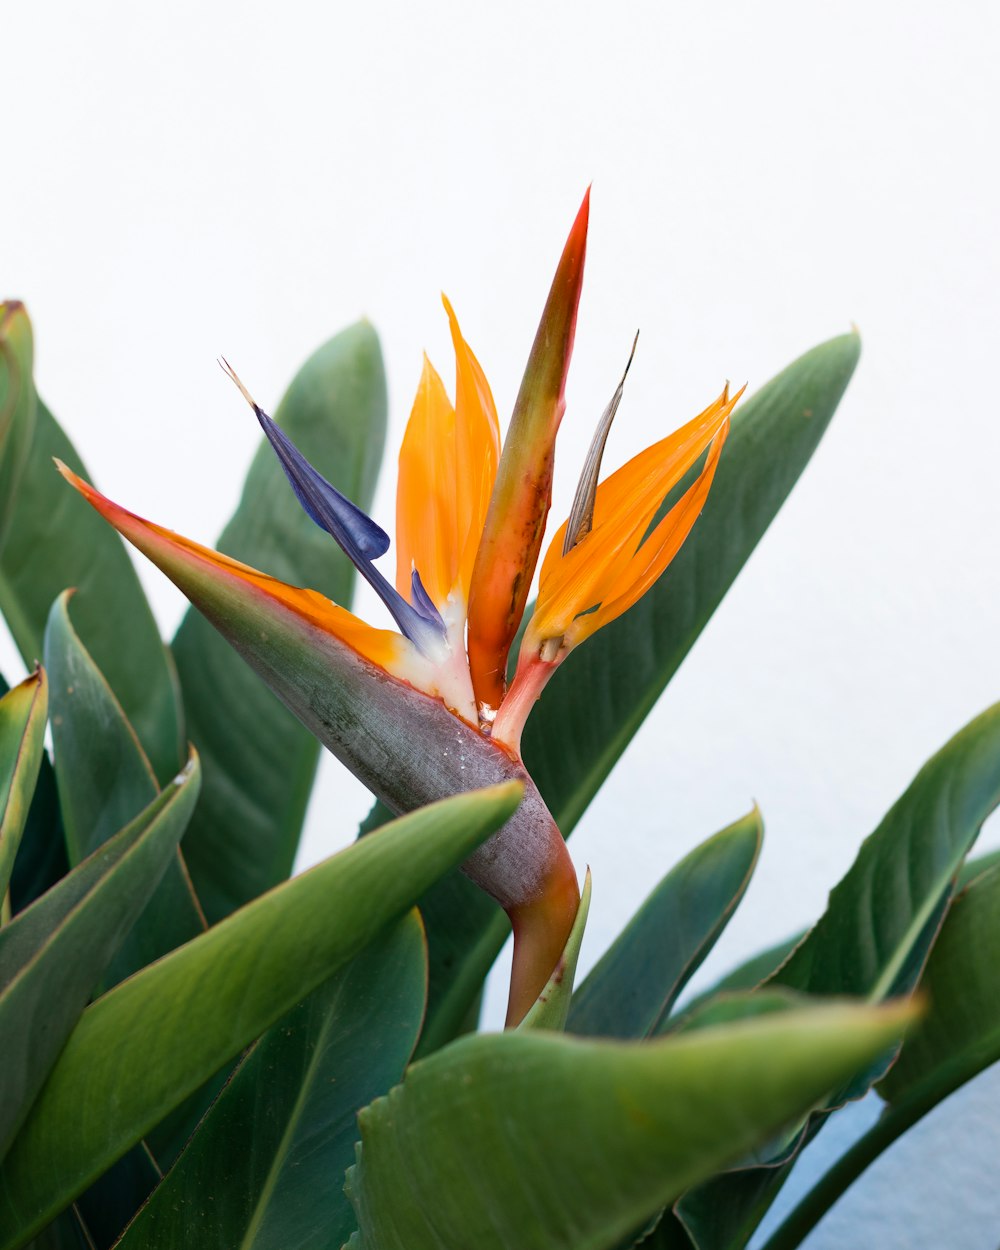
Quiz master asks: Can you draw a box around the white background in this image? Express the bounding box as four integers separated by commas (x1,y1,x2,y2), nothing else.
4,3,1000,1246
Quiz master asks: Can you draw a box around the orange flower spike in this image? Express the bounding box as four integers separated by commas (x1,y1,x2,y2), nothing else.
395,355,459,609
493,384,741,752
466,189,590,722
443,295,501,602
395,302,500,619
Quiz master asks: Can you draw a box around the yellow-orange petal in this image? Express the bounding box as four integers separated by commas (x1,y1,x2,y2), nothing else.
531,387,739,644
394,305,500,615
443,295,501,598
57,461,404,673
567,419,729,646
395,354,459,607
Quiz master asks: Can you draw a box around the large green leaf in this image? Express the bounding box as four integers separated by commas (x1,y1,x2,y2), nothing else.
0,669,48,907
567,810,761,1039
0,387,181,785
405,332,861,1050
0,782,521,1249
771,702,1000,1042
345,999,916,1250
759,863,1000,1250
116,912,428,1250
0,305,36,565
172,322,387,922
0,755,200,1160
676,700,1000,1250
44,594,205,984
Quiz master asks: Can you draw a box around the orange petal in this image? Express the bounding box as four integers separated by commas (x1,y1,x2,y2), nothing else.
395,354,459,608
444,295,501,599
569,420,729,645
57,462,404,673
394,306,500,614
531,388,738,643
467,189,590,717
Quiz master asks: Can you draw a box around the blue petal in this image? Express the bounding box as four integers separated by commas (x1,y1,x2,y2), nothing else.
255,408,390,560
410,567,451,627
254,404,446,649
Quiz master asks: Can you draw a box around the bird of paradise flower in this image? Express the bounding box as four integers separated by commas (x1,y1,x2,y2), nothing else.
59,191,740,1025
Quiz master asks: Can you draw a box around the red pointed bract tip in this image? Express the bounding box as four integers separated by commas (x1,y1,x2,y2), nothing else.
466,189,590,722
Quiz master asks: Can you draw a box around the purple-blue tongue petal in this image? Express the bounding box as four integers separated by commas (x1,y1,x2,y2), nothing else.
252,401,445,648
410,568,442,625
255,407,390,558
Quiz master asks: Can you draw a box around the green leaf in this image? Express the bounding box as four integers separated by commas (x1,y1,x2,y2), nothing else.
520,869,592,1032
771,701,1000,1036
957,844,1000,888
408,332,861,1050
677,700,1000,1250
172,322,387,922
883,859,1000,1104
0,755,200,1160
634,1214,696,1250
0,783,521,1248
567,810,761,1039
759,864,1000,1250
16,1208,92,1250
0,305,36,560
44,593,205,985
7,747,65,918
0,671,67,917
0,670,48,907
409,840,502,1059
685,933,804,1009
0,389,181,785
116,911,428,1250
345,998,917,1250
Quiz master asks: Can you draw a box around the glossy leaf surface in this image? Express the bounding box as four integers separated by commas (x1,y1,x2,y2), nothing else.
345,1000,916,1250
568,810,761,1039
172,322,387,921
0,393,181,784
677,700,1000,1250
44,594,205,984
116,913,428,1250
0,783,520,1248
760,864,1000,1250
0,756,200,1160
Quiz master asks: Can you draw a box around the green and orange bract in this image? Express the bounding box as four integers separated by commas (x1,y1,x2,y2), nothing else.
59,192,736,1025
